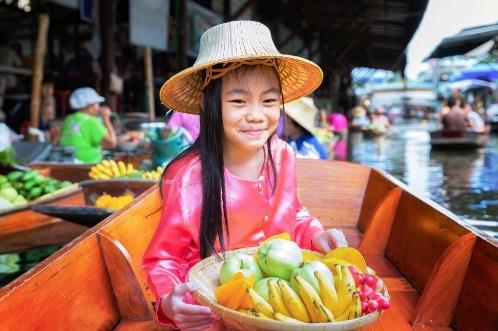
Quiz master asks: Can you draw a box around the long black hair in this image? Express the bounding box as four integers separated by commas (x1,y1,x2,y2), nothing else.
160,64,281,258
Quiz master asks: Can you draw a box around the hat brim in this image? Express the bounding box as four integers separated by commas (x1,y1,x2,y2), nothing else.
284,106,318,136
159,54,323,115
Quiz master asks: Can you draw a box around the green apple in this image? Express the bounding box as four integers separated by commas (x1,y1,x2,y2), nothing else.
257,238,303,280
253,277,283,302
219,253,263,284
290,260,334,294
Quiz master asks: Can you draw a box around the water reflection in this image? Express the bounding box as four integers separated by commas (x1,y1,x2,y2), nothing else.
336,120,498,238
0,244,62,287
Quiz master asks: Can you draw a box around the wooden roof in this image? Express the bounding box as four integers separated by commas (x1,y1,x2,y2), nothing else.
258,0,429,72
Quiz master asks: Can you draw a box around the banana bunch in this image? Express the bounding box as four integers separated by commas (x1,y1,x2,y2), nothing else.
142,166,164,180
243,265,362,323
89,160,136,180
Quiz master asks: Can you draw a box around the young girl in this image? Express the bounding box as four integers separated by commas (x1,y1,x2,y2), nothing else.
142,21,348,331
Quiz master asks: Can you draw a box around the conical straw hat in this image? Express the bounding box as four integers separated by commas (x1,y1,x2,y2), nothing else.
284,96,319,135
159,20,323,114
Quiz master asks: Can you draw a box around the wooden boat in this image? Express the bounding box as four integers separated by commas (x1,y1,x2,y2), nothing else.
0,159,496,330
0,185,86,254
430,130,489,149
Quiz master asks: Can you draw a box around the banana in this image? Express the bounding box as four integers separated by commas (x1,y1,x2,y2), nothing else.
267,279,291,316
126,163,135,174
110,160,120,177
96,164,113,177
247,288,274,318
314,271,339,314
333,264,342,285
334,266,354,317
274,312,305,323
238,308,273,320
102,160,111,168
277,279,310,323
117,161,127,176
334,292,361,322
350,292,362,319
294,275,334,323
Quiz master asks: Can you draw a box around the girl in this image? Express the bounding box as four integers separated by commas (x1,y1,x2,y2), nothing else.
142,21,348,331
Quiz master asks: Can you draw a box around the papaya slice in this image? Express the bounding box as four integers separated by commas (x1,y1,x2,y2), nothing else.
323,247,367,273
215,278,245,305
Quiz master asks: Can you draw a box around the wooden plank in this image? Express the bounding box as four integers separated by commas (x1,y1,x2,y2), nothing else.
0,235,120,329
29,162,92,183
98,230,155,320
296,159,370,228
357,169,397,232
0,191,85,235
453,237,498,331
385,189,469,292
412,233,476,327
114,320,169,330
0,219,87,254
358,188,402,255
144,47,155,120
29,14,49,130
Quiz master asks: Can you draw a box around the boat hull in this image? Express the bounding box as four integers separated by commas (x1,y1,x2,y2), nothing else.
430,130,489,149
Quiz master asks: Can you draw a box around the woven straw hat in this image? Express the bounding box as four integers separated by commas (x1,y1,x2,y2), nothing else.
160,20,323,114
284,96,319,135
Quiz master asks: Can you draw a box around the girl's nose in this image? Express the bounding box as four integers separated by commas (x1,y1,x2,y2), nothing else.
246,106,265,122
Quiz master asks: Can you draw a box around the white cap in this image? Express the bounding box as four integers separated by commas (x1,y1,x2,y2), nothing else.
69,87,105,110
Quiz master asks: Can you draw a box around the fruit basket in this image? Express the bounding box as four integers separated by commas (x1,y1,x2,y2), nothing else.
187,246,388,331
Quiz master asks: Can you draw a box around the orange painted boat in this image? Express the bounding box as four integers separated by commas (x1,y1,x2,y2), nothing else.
0,159,496,330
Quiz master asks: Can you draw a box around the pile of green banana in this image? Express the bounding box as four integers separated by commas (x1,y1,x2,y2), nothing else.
3,170,72,201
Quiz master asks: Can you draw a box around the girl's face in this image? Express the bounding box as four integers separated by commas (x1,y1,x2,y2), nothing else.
221,66,281,153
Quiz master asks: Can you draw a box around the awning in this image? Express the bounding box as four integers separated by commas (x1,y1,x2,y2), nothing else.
426,22,498,59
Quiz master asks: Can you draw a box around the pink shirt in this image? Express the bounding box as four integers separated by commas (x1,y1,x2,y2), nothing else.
167,111,200,141
142,137,323,325
327,113,348,133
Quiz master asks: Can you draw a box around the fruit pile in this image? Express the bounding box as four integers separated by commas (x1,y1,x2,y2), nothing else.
141,167,164,180
95,194,134,210
89,160,137,180
1,170,72,202
214,234,389,324
88,160,164,181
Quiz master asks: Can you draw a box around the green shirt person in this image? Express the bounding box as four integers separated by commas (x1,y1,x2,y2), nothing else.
60,87,117,163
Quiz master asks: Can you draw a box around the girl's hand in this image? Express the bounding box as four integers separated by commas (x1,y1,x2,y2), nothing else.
311,228,348,253
160,282,219,331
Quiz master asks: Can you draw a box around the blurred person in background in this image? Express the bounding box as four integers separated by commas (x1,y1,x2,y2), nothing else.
60,87,117,163
39,78,56,141
442,96,466,132
283,97,328,160
166,110,200,142
463,102,485,133
327,111,348,138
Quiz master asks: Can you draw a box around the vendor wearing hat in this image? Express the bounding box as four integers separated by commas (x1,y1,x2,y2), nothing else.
60,87,117,163
283,97,328,160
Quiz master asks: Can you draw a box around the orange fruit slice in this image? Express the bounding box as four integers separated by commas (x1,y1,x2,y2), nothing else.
323,247,367,273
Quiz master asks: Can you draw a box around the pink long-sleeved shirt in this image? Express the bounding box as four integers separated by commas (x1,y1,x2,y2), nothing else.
142,137,323,325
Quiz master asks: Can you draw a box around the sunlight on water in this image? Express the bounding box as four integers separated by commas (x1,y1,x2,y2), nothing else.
346,120,498,238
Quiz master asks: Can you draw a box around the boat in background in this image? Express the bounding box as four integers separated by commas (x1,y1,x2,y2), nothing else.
0,158,496,330
430,130,489,149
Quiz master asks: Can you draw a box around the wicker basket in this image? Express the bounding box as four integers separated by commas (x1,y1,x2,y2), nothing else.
187,246,385,331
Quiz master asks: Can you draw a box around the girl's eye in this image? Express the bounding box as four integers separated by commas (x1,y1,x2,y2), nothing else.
229,99,245,104
264,98,278,104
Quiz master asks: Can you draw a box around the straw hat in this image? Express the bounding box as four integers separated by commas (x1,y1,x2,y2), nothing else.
160,20,323,115
284,96,319,135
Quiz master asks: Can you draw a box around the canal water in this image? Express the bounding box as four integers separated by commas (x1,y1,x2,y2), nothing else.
341,120,498,238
